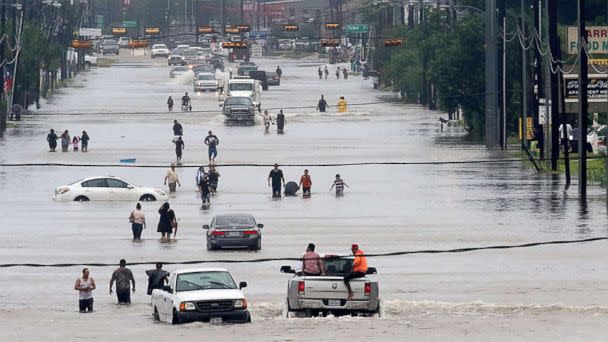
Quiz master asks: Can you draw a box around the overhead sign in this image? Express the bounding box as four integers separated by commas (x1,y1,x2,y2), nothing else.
79,27,102,37
567,26,608,54
112,27,127,35
563,74,608,102
145,27,160,35
122,20,138,28
346,23,369,33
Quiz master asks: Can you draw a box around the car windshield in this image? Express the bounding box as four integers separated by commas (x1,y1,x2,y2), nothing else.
173,67,187,72
214,215,255,227
229,83,253,91
198,74,214,80
183,51,197,57
176,271,237,292
102,40,117,44
323,257,353,276
224,97,253,106
153,44,167,49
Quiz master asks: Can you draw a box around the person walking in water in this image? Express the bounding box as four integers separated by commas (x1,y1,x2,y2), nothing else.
181,92,191,111
164,162,181,192
335,67,340,79
172,120,183,136
276,110,285,134
337,96,348,113
174,136,185,163
208,165,220,193
318,67,323,79
75,268,96,313
299,169,312,197
157,202,176,242
268,163,285,198
317,95,328,113
72,136,80,152
146,263,169,295
47,129,58,152
198,173,211,208
324,66,329,79
80,131,90,152
204,131,219,163
330,173,349,196
60,130,70,152
109,259,135,304
263,110,273,133
128,203,146,242
342,67,348,79
276,66,283,79
167,96,174,111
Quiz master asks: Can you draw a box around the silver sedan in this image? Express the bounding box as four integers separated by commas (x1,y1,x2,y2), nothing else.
204,214,263,251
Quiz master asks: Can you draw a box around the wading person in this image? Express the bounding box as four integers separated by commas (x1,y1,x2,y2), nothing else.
330,174,349,196
268,163,285,198
181,92,191,111
263,110,273,134
146,263,169,295
47,129,58,152
335,67,340,79
317,95,328,113
128,203,146,241
318,67,323,79
60,130,70,152
80,131,90,152
302,243,323,276
276,65,282,79
157,202,176,242
167,96,174,111
344,244,367,300
208,165,220,193
195,166,207,187
109,259,135,304
204,130,219,163
198,174,211,208
276,110,285,134
72,136,80,152
299,169,312,197
337,96,347,113
75,268,96,313
172,120,183,136
342,67,348,79
164,163,180,192
324,66,329,79
174,136,185,163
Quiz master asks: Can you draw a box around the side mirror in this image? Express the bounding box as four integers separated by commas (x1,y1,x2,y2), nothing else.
239,281,247,289
280,266,295,274
219,103,224,107
366,267,377,275
203,224,210,229
257,223,264,228
162,285,173,293
127,184,134,189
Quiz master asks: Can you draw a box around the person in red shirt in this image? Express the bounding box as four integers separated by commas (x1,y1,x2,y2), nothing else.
299,169,312,197
344,243,368,300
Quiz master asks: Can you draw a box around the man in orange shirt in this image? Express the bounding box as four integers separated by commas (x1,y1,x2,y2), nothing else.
344,243,368,300
299,169,312,197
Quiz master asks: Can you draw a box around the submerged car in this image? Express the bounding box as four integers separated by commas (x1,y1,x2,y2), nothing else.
152,268,250,324
267,71,281,86
204,214,263,250
53,176,168,202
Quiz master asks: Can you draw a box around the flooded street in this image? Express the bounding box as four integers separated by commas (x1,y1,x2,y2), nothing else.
1,52,607,341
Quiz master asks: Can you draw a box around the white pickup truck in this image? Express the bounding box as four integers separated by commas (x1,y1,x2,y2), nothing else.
280,255,381,317
151,268,251,324
225,77,261,111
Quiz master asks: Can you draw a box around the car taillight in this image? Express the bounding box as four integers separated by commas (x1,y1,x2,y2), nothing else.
243,230,258,235
211,230,225,236
298,281,305,295
364,283,372,296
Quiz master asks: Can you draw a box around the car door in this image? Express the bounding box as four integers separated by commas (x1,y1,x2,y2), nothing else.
106,178,133,201
159,274,176,322
84,178,109,200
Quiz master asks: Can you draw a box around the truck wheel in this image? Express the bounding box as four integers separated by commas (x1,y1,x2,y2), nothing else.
153,307,160,321
373,299,383,318
172,309,181,325
282,298,290,318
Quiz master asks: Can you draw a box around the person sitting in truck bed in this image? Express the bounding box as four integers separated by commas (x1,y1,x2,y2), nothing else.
344,243,367,300
302,243,324,276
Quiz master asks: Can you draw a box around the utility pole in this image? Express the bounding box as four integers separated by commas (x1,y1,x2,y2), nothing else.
485,0,499,147
577,0,588,197
548,0,560,171
533,0,544,159
521,0,528,150
0,0,5,132
240,0,243,25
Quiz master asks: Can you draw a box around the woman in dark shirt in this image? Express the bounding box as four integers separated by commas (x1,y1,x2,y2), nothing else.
157,202,176,242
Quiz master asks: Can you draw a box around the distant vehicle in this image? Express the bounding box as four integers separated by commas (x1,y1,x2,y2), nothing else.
210,56,224,71
53,176,168,202
203,214,263,250
100,39,119,55
281,255,381,317
176,45,190,55
227,78,261,109
117,37,131,48
151,44,170,58
151,268,251,324
194,73,218,92
237,64,258,76
221,96,256,125
193,64,215,77
170,66,189,78
182,49,199,64
84,55,97,68
266,71,280,86
248,71,269,91
168,53,185,66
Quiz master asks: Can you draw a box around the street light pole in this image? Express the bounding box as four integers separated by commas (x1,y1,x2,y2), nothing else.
577,0,588,197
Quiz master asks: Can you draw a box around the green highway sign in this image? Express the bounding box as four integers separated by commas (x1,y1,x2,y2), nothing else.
122,20,138,28
346,24,369,33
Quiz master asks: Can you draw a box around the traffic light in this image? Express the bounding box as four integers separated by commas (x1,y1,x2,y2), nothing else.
71,40,93,49
111,27,127,35
284,24,299,32
320,39,340,47
325,23,340,30
145,27,160,35
384,39,403,47
129,40,149,48
198,26,216,34
222,41,247,49
225,27,240,34
236,24,250,32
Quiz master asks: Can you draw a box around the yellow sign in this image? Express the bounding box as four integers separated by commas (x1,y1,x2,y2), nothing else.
589,58,608,65
519,117,534,140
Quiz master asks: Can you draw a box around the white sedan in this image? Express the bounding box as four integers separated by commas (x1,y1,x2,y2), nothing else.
53,176,168,202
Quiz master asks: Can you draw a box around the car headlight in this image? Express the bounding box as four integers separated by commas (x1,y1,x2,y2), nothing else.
234,299,247,309
57,187,70,194
179,302,196,311
154,189,165,196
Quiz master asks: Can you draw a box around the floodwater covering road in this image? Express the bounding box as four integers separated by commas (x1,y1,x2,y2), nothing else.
0,51,607,341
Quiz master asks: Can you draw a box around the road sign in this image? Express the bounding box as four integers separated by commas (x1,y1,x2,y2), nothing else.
122,20,137,28
251,44,263,58
346,24,368,33
96,15,104,29
79,27,102,37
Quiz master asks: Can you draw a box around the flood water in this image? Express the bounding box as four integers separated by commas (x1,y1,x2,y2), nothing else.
0,52,607,341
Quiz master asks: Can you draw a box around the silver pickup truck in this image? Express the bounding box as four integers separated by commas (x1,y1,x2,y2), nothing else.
280,255,381,317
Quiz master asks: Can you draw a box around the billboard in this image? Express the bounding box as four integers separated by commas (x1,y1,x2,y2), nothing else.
567,26,608,54
79,28,102,37
563,74,608,102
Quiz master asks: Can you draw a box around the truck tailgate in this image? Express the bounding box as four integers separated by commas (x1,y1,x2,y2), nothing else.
301,276,367,300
